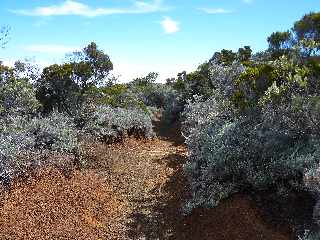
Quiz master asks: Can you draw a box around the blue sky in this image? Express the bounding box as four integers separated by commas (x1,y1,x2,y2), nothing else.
0,0,319,82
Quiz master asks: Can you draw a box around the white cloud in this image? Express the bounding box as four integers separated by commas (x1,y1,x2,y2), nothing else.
199,8,233,14
11,0,167,17
161,17,180,34
25,44,78,54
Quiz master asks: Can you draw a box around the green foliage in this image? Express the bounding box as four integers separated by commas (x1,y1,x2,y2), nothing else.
69,42,113,88
210,49,237,66
13,59,41,82
267,31,292,58
165,62,214,114
238,46,253,63
37,63,79,114
0,62,14,83
136,83,176,109
294,12,320,44
183,93,320,212
182,19,320,226
184,62,213,99
131,72,159,86
37,42,113,114
96,84,128,106
211,47,253,65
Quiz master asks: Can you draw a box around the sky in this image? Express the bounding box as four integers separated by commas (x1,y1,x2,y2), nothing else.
0,0,319,82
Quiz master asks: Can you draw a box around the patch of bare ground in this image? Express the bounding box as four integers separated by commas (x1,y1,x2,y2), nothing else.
0,167,128,240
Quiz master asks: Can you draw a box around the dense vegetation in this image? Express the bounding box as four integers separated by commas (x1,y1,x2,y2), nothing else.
176,12,320,239
1,11,320,239
0,41,163,186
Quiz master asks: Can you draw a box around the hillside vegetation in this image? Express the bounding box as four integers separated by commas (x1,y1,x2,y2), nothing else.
0,12,320,239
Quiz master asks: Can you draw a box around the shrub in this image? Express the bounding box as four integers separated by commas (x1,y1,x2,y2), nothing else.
83,105,155,143
0,79,40,118
209,63,244,100
0,112,79,185
162,89,185,122
298,230,320,240
27,111,79,153
183,60,320,213
139,83,179,108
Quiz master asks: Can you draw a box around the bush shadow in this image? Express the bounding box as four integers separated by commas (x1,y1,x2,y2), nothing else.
126,152,298,240
126,153,189,240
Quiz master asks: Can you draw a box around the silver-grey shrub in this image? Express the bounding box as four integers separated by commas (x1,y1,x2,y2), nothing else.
28,112,78,153
182,62,320,215
83,105,155,143
183,96,320,212
0,111,79,184
209,62,244,99
163,89,185,122
0,79,40,118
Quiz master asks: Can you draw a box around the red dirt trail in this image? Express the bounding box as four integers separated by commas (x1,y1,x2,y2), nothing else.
0,118,293,239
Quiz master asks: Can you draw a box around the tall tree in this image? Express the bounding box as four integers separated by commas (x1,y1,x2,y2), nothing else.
267,31,292,59
294,12,320,43
38,42,113,113
293,12,320,56
37,63,78,114
69,42,113,90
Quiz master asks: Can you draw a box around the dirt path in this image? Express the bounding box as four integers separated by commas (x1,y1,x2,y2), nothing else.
0,117,294,239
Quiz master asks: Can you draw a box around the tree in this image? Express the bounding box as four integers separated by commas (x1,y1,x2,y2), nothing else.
293,12,320,57
37,63,79,114
165,77,176,85
267,31,292,59
237,46,252,63
38,42,113,114
181,62,214,99
13,59,41,83
69,42,113,89
210,49,237,66
0,62,14,83
131,72,159,86
294,12,320,44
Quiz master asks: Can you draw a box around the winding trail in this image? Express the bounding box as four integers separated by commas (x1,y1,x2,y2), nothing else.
0,116,294,239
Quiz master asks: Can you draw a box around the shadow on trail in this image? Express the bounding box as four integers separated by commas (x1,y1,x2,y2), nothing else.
126,154,294,240
152,117,185,146
127,116,295,240
127,115,189,239
127,153,189,240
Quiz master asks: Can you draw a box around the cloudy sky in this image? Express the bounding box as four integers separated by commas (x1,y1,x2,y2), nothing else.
0,0,319,82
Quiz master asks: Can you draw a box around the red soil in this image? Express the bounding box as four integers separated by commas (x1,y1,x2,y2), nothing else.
0,118,295,239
